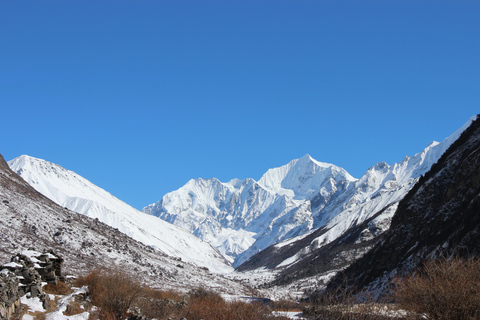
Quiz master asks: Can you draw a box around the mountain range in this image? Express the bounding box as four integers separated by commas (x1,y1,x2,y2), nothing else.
5,115,477,295
142,117,474,268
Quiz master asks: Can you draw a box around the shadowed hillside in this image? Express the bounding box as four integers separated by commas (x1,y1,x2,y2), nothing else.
327,115,480,294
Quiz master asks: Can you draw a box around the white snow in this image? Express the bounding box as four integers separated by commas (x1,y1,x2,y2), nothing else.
45,286,90,320
3,262,23,268
21,250,43,263
21,295,47,313
272,311,306,319
21,287,91,320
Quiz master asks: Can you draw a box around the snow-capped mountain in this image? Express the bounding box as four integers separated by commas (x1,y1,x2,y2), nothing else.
143,155,356,267
145,117,476,269
0,154,245,293
8,155,232,274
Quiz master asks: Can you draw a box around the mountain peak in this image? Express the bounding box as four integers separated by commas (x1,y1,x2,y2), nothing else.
299,153,314,162
257,155,355,200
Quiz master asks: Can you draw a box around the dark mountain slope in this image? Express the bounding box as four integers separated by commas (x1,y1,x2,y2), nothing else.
327,115,480,293
237,201,397,289
270,202,398,287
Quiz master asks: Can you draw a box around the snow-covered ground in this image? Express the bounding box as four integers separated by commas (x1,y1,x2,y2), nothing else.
21,286,90,320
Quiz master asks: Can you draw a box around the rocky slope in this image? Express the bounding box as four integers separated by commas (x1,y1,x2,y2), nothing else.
0,154,245,294
326,115,480,295
8,155,231,274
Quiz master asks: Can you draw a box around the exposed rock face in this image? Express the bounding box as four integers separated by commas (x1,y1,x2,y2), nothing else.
327,115,480,295
243,202,398,289
0,270,20,320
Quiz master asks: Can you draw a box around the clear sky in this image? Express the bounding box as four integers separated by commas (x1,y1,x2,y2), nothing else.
1,1,479,210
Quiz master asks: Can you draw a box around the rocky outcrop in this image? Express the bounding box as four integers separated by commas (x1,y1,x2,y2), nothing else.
0,250,65,318
0,270,20,320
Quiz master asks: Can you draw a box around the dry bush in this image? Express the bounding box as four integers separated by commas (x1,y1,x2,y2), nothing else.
75,269,143,320
303,286,400,320
27,311,47,320
42,282,74,295
183,291,228,320
182,292,272,320
136,286,279,320
76,273,285,320
135,288,186,320
394,256,480,320
176,287,274,320
270,298,298,311
141,287,183,301
225,300,272,320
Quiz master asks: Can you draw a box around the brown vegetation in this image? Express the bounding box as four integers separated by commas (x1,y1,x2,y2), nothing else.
303,256,480,320
75,269,143,320
303,288,399,320
394,256,480,320
75,269,294,320
42,282,74,296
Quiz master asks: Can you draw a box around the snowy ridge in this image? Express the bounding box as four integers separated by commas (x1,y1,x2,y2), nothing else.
143,177,281,263
258,154,356,200
144,156,362,267
8,156,232,274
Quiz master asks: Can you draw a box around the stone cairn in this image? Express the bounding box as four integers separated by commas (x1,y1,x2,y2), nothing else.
0,249,65,319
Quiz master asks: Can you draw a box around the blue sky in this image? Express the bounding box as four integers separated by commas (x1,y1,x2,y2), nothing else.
1,1,479,209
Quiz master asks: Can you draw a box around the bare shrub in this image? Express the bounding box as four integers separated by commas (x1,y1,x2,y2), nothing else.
177,287,273,320
225,300,272,320
394,256,480,320
76,274,285,320
75,269,143,320
135,288,186,320
270,298,298,311
303,285,400,320
183,290,228,320
26,311,47,320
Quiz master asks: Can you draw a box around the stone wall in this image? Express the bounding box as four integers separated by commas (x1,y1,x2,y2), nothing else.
0,249,65,319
